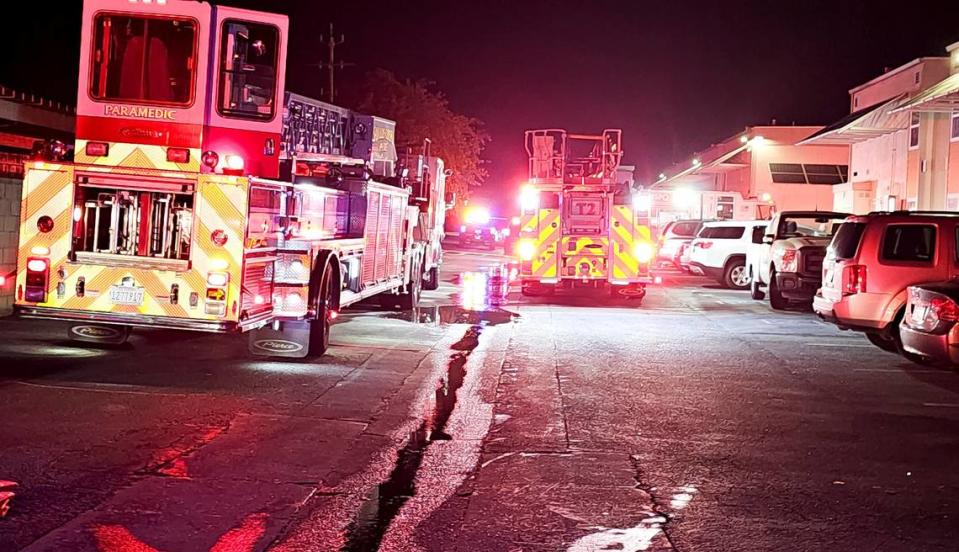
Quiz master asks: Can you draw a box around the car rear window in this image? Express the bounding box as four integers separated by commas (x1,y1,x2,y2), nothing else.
700,226,745,239
671,222,699,237
830,222,866,260
881,224,936,263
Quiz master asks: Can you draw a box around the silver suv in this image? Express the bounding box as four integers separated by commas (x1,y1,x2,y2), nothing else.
657,220,704,270
813,211,959,355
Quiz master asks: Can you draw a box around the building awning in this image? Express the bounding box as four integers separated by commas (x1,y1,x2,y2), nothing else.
890,72,959,113
800,94,910,145
653,143,748,188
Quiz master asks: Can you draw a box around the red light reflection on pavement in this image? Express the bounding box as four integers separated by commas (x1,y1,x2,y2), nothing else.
148,427,227,480
210,512,269,552
92,525,160,552
91,512,268,552
156,457,189,479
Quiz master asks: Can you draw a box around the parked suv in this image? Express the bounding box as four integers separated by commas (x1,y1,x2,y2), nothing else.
813,211,959,355
689,220,769,289
658,220,704,270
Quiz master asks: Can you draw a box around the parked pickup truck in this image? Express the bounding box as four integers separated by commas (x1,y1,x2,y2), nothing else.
747,210,850,310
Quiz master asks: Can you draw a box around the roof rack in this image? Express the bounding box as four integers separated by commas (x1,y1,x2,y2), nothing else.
888,210,959,216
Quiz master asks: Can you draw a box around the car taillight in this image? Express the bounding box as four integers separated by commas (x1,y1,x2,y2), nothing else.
25,257,49,302
842,264,866,295
167,148,191,163
780,249,798,273
696,241,712,250
929,296,959,323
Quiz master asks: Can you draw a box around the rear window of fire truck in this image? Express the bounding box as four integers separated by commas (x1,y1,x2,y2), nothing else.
217,20,279,121
90,14,198,106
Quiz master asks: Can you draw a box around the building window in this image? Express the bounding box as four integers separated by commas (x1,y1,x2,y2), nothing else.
769,163,848,185
909,112,920,149
952,112,959,141
218,20,280,121
915,71,921,85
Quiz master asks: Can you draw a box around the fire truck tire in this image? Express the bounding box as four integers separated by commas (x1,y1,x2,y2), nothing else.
307,267,334,357
423,266,440,291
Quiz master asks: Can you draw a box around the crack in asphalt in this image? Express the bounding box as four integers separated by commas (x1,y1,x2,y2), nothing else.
136,417,237,478
629,454,680,551
339,324,485,552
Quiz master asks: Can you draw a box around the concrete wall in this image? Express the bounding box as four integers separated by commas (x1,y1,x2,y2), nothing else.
0,177,21,315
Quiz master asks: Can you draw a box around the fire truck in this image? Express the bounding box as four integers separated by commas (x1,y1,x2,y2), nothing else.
515,129,654,299
14,0,447,358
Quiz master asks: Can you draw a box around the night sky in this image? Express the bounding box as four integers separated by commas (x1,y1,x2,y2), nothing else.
4,1,958,209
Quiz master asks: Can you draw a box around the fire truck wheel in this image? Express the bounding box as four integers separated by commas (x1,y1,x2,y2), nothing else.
423,266,440,291
308,268,334,357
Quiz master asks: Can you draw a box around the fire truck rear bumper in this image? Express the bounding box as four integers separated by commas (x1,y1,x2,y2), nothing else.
15,306,272,333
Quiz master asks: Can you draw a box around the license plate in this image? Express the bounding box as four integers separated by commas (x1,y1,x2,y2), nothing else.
912,305,928,323
109,286,145,306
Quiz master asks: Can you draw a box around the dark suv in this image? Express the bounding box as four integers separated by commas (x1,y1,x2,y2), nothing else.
814,211,959,356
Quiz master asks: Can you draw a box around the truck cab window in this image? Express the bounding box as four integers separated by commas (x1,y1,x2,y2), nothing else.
90,14,197,105
218,20,279,120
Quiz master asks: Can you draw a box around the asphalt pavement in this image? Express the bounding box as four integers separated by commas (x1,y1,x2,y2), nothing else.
1,246,958,551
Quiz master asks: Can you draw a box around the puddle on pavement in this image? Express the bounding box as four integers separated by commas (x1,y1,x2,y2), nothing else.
382,266,518,326
382,305,516,326
341,323,486,551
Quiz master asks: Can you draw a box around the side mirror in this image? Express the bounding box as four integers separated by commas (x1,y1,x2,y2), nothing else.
763,235,774,244
444,192,457,209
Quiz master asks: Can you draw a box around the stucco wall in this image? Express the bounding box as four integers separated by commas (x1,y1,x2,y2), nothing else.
0,177,22,315
850,129,910,211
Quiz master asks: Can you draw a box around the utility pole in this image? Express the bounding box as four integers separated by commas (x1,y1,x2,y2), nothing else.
315,23,351,103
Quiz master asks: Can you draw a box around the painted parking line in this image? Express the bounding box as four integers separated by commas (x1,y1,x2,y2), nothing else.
805,342,874,348
853,368,953,374
922,402,959,408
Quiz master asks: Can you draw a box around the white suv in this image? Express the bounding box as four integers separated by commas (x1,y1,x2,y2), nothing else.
689,220,769,289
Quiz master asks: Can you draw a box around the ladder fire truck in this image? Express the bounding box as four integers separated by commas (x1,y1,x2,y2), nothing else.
515,129,655,299
14,0,448,358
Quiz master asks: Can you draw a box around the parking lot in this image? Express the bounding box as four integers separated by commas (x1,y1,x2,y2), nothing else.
2,246,959,551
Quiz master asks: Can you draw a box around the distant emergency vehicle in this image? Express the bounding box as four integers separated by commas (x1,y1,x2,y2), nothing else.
14,0,448,357
515,129,654,299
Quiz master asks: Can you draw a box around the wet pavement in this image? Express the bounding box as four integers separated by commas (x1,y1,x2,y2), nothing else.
2,245,959,551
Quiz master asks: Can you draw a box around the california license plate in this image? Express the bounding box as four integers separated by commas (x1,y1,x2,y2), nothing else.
109,286,145,306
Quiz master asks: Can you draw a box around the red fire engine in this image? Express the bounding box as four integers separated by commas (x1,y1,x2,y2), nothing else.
14,0,448,358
